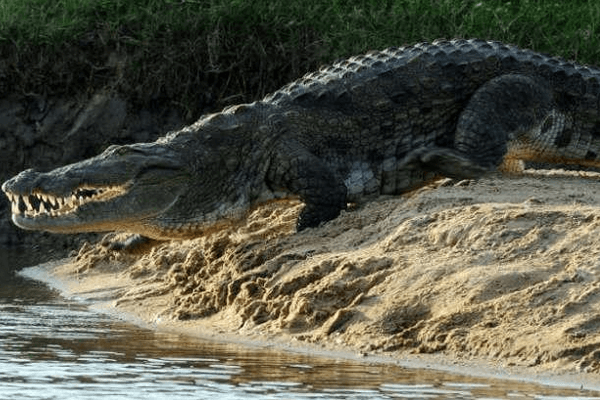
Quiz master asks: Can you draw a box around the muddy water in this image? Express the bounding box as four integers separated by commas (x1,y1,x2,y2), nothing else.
1,248,599,399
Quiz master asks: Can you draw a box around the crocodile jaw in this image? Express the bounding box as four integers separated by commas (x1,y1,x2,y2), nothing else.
3,183,251,239
4,183,130,232
1,139,193,237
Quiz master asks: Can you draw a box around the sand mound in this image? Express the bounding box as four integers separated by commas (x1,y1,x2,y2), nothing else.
63,171,600,374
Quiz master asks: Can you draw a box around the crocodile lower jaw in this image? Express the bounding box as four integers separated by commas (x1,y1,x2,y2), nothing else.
5,185,128,219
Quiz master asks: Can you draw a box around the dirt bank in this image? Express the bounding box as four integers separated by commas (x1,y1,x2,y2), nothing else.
24,170,600,379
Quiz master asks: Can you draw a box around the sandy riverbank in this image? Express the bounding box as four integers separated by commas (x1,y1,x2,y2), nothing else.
19,170,600,387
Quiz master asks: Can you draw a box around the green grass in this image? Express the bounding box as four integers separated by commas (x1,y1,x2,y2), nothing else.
1,0,600,116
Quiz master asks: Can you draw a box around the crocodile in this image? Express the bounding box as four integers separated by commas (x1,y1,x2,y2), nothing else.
4,38,600,241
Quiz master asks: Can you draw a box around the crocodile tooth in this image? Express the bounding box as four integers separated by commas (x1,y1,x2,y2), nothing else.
11,201,19,215
57,197,64,207
39,202,46,214
70,195,77,207
48,196,56,207
23,196,33,211
41,194,48,203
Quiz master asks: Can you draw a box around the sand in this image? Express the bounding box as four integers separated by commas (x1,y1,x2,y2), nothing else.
23,170,600,382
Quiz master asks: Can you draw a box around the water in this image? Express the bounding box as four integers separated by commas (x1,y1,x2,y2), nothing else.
1,247,599,399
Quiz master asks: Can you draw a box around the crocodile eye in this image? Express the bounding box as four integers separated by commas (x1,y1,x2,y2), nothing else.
108,146,140,156
104,145,128,156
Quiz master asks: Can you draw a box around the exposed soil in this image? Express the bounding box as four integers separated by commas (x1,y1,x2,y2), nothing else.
32,171,600,377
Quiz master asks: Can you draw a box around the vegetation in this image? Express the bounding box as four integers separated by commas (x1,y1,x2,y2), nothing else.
1,0,599,117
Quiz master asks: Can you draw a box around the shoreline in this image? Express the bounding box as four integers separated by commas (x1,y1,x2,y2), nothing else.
18,259,600,391
17,171,600,392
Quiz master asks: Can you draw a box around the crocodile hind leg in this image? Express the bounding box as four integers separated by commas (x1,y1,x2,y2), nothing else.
402,74,560,179
394,146,491,181
453,73,556,172
395,74,556,184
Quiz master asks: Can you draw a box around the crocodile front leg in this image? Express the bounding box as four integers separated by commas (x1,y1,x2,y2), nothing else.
102,234,162,253
267,143,347,231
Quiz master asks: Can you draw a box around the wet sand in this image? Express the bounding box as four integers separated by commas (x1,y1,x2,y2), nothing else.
20,170,600,388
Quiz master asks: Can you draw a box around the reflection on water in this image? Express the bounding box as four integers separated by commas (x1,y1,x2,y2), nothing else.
1,247,599,399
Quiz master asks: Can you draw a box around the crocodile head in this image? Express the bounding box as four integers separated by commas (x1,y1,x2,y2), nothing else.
3,104,277,240
1,137,238,239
